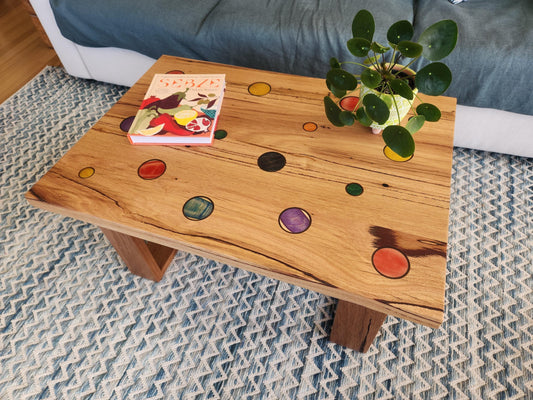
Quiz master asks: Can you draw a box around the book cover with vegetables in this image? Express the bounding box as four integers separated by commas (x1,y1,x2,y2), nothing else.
127,73,225,145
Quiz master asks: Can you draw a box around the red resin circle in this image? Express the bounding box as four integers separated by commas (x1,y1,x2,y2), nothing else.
372,247,410,279
340,96,359,111
138,159,166,180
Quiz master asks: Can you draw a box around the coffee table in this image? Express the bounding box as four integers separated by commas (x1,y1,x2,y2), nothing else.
26,55,456,352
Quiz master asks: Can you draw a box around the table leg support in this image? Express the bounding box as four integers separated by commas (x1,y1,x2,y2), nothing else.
100,227,177,281
329,300,387,353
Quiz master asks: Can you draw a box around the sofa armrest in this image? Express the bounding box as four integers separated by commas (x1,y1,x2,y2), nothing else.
29,0,91,79
29,0,155,86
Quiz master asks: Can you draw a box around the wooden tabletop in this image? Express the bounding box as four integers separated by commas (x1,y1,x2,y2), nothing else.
26,55,456,328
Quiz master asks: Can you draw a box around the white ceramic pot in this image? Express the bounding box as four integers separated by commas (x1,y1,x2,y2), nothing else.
359,64,417,133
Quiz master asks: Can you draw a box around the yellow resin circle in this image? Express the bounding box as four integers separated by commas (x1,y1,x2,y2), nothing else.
248,82,271,96
383,146,413,162
78,167,95,178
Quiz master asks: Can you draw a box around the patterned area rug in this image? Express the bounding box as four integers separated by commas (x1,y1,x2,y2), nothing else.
1,67,532,399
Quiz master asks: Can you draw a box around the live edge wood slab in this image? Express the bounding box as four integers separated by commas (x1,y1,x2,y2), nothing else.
26,55,456,352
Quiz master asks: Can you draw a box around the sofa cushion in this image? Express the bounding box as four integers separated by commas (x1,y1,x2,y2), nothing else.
49,0,532,115
49,0,414,79
412,0,533,115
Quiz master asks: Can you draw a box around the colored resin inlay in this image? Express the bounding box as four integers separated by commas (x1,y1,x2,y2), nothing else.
345,183,364,196
257,152,286,172
183,196,214,221
339,96,359,112
279,208,311,234
372,247,410,279
303,122,318,132
78,167,95,179
120,116,136,132
138,159,166,180
383,146,413,162
248,82,271,96
214,129,227,140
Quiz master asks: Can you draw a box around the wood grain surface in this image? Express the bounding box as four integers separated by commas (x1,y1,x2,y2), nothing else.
26,55,456,328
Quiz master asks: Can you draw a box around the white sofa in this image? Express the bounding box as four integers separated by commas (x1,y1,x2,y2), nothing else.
32,0,533,158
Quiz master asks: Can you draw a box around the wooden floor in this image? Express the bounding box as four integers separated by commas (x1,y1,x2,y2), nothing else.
0,0,61,104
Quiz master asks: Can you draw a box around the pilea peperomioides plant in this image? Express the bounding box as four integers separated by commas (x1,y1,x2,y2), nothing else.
324,10,458,158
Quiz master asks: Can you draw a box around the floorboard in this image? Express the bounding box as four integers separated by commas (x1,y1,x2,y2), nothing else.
0,0,61,103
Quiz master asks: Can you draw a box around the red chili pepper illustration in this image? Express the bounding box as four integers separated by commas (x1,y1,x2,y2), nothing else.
140,96,161,109
150,113,192,136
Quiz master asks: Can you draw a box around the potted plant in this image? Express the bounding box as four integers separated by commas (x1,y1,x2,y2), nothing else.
324,10,458,158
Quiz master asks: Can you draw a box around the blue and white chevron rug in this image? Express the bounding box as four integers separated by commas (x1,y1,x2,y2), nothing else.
1,67,532,399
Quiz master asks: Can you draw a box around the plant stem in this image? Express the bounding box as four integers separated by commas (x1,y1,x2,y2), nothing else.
408,97,419,116
388,47,397,71
386,82,402,124
370,50,380,71
341,61,372,70
412,91,424,104
393,58,418,75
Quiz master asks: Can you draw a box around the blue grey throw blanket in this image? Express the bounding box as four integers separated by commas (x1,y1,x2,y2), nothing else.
50,0,533,116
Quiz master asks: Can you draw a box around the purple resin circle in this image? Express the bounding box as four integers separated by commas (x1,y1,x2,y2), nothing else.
279,208,311,234
120,116,136,132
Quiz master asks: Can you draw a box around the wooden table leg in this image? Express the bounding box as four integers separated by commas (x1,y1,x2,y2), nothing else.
100,227,177,281
329,300,387,353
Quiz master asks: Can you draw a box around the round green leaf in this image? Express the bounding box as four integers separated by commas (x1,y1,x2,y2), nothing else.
352,9,374,42
416,103,441,122
347,37,371,57
387,20,414,45
371,42,390,54
415,62,452,96
389,78,414,100
355,107,373,126
329,57,341,69
397,41,423,58
326,68,358,91
326,79,346,98
363,93,390,125
383,125,415,157
361,68,382,89
339,111,356,126
324,96,345,127
418,20,458,61
405,115,426,134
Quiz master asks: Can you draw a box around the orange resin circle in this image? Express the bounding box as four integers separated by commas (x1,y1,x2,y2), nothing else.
303,122,318,132
372,247,410,279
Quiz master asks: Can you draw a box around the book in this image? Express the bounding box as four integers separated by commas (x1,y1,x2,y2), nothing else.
127,73,225,145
